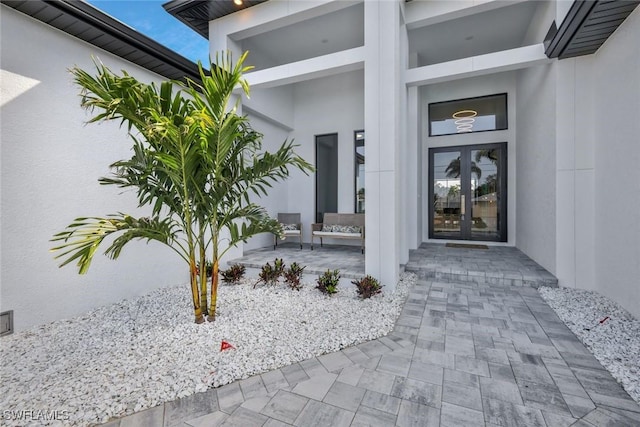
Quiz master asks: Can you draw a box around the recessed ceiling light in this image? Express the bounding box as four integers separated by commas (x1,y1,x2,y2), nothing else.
465,36,474,41
234,0,243,6
321,39,328,44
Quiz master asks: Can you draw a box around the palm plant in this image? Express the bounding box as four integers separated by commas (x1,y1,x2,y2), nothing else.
445,156,482,180
474,149,498,164
51,52,313,323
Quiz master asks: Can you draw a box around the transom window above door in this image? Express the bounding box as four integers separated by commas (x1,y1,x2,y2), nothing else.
429,93,508,136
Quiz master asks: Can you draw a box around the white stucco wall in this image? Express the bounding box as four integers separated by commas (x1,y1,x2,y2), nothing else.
512,0,556,274
589,8,640,317
515,63,557,275
287,70,365,242
551,56,597,290
0,6,187,331
545,7,640,318
244,86,294,129
242,113,292,250
420,72,518,245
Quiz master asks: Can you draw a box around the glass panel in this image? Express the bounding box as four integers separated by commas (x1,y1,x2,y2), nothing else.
316,134,338,223
429,93,507,136
355,131,365,213
471,148,500,239
433,151,462,235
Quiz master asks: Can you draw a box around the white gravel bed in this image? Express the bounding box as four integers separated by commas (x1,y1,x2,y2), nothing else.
539,286,640,403
0,273,413,426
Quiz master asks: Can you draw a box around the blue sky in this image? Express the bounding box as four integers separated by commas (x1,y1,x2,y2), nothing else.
87,0,210,64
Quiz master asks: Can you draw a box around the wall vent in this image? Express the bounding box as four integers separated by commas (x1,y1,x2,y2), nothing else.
0,311,14,336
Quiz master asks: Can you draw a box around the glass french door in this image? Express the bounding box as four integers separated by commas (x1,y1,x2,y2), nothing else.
429,143,507,242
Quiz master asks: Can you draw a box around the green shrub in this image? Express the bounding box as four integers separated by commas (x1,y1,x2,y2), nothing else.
316,269,340,295
221,264,246,285
196,260,213,278
273,258,285,276
283,262,305,290
352,275,382,299
255,259,285,287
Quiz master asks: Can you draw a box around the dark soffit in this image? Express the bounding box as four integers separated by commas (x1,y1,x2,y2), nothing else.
163,0,268,39
2,0,203,84
545,0,639,59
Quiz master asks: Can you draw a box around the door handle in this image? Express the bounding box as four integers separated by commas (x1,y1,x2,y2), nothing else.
461,195,465,215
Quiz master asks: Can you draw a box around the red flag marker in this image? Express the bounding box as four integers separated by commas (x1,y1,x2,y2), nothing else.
585,316,611,331
220,340,235,351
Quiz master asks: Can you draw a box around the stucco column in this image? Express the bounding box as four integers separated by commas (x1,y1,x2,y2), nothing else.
406,86,420,251
364,0,401,289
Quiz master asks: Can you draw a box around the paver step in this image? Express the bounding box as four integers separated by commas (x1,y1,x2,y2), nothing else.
405,244,558,288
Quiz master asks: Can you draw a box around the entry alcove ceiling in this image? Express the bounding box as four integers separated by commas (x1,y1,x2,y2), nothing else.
407,1,540,67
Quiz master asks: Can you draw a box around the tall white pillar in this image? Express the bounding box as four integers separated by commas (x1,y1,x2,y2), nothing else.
364,0,401,289
209,24,246,266
407,52,421,251
406,89,420,251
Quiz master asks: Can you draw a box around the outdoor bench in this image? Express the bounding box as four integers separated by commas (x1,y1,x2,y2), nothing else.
311,213,365,253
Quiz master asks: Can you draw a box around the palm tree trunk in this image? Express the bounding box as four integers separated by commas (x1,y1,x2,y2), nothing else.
199,242,208,316
207,259,219,322
190,259,205,324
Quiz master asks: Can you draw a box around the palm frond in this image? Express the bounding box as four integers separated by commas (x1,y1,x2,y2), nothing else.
51,214,183,274
219,205,282,257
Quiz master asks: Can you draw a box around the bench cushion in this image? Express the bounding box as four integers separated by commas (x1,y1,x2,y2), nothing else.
280,223,299,231
283,229,301,235
313,231,361,238
321,224,362,233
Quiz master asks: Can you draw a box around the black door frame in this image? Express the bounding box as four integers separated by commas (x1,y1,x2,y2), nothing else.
428,142,507,242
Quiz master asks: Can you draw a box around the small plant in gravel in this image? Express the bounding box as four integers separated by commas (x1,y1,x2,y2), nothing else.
273,258,285,276
316,269,340,295
352,275,382,299
196,260,213,278
221,264,246,285
255,259,285,288
283,262,306,290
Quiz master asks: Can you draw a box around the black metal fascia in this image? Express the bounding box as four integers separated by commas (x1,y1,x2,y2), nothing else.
46,0,204,83
2,0,205,84
545,0,598,58
163,0,209,39
545,0,640,59
162,0,269,40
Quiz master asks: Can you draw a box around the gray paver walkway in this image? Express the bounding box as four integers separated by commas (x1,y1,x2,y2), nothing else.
406,243,558,288
107,275,640,426
232,242,365,279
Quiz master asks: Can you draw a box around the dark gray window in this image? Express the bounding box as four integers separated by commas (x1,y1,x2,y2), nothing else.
315,134,338,223
429,93,507,136
354,130,365,213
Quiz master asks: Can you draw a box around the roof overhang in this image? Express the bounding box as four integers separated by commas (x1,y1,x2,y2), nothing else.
545,0,639,59
163,0,268,39
2,0,203,84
